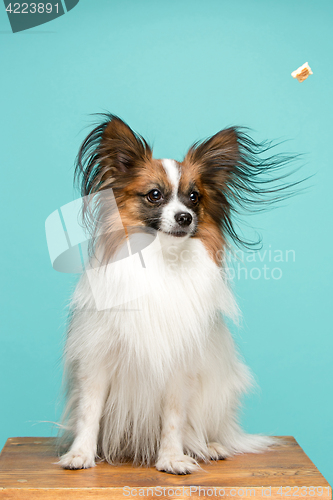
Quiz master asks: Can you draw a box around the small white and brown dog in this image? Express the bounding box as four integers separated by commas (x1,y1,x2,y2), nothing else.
58,115,291,474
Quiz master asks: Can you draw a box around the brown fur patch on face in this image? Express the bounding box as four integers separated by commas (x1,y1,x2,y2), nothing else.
98,158,174,264
194,218,225,266
114,158,172,223
179,159,226,265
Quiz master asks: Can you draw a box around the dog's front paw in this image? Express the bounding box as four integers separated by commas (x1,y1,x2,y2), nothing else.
155,454,199,475
59,449,96,470
207,442,229,460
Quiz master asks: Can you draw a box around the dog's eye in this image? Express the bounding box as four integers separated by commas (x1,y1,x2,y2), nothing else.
189,191,199,204
147,189,163,203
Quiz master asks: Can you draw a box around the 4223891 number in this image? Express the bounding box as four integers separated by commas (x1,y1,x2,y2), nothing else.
277,487,330,497
5,3,59,14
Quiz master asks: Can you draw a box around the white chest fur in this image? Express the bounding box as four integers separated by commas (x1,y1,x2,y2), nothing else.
70,234,237,375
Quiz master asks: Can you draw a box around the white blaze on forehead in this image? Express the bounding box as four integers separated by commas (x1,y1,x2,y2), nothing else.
162,159,180,195
160,159,195,234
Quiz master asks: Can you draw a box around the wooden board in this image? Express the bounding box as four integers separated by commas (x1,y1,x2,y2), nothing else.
0,437,331,499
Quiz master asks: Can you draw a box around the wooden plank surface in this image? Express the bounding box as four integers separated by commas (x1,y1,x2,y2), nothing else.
0,437,331,499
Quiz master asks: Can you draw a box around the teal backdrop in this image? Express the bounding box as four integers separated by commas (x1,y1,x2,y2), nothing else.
1,0,332,484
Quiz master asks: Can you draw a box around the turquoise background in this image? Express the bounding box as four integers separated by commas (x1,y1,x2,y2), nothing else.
1,0,332,484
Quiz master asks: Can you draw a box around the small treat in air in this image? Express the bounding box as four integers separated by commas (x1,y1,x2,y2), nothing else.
291,62,313,82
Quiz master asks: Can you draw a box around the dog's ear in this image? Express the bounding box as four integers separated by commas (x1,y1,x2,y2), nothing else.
76,115,152,196
184,128,240,185
100,116,152,174
184,127,300,248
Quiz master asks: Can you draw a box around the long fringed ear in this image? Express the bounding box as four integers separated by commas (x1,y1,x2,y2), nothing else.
75,114,152,197
184,127,301,248
186,128,240,172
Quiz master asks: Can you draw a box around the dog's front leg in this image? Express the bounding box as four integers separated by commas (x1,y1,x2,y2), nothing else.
59,366,108,469
155,375,199,474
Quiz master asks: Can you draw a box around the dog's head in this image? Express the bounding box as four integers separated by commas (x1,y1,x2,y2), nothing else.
76,115,297,264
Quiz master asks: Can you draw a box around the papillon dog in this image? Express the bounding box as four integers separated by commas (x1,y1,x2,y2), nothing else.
59,115,293,474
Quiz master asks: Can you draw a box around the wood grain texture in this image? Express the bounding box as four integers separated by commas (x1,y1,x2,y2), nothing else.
0,437,331,500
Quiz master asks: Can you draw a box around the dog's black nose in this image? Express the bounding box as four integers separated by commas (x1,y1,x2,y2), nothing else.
175,212,192,227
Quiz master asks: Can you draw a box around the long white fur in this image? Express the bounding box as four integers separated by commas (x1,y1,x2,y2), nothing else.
59,164,274,473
